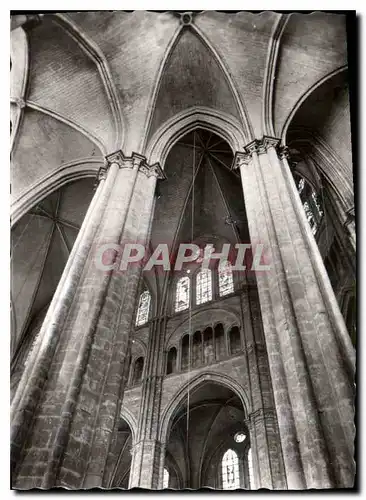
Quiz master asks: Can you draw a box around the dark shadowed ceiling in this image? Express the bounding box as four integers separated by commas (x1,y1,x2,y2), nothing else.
11,178,95,353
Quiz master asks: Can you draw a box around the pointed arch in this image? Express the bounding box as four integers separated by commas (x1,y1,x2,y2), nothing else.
11,158,102,225
281,66,348,145
120,406,138,445
145,107,246,167
159,371,251,443
142,23,253,152
262,13,289,137
192,24,253,139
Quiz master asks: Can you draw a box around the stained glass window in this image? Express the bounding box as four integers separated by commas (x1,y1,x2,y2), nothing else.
248,448,254,489
297,177,305,194
234,432,246,443
218,260,234,296
222,448,240,490
175,276,190,312
135,290,150,326
196,269,212,305
163,468,169,489
295,175,324,236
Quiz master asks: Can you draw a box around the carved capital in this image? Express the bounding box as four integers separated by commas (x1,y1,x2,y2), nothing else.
104,150,166,180
245,136,280,156
233,136,281,168
105,149,128,168
232,151,252,170
96,160,109,183
262,136,280,151
139,161,166,180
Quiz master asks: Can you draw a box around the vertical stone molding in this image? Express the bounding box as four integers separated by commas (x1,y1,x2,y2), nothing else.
233,137,355,488
11,151,165,489
129,439,166,489
241,289,286,490
246,408,283,490
129,317,167,489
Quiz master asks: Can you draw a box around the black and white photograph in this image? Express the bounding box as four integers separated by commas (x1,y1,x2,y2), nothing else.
9,8,358,491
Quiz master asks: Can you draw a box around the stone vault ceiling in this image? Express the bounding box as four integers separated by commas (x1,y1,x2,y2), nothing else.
287,70,351,169
11,10,348,218
273,12,348,138
11,178,95,354
146,26,242,144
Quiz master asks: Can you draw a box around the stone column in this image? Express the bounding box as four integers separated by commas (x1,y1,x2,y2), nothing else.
11,159,118,473
11,151,165,489
129,317,167,489
241,287,286,490
233,137,355,489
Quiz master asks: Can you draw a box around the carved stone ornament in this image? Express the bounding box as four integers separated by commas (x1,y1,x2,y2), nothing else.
104,150,166,180
232,136,282,169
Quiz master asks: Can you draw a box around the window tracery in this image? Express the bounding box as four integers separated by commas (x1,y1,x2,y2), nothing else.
295,176,324,235
218,260,234,296
196,268,212,305
221,448,240,490
135,290,151,326
175,276,190,312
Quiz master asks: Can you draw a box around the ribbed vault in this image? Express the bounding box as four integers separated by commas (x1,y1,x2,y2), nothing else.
286,70,352,171
146,129,249,303
11,10,349,197
146,27,242,144
274,12,348,137
11,178,95,354
11,107,101,201
26,16,117,151
286,70,353,209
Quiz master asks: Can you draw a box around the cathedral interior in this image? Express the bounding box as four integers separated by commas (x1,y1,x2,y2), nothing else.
10,11,356,490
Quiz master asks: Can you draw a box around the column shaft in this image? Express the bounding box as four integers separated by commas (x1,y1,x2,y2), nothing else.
241,288,286,490
237,148,306,489
128,317,167,489
11,163,118,474
235,137,355,488
11,151,164,489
